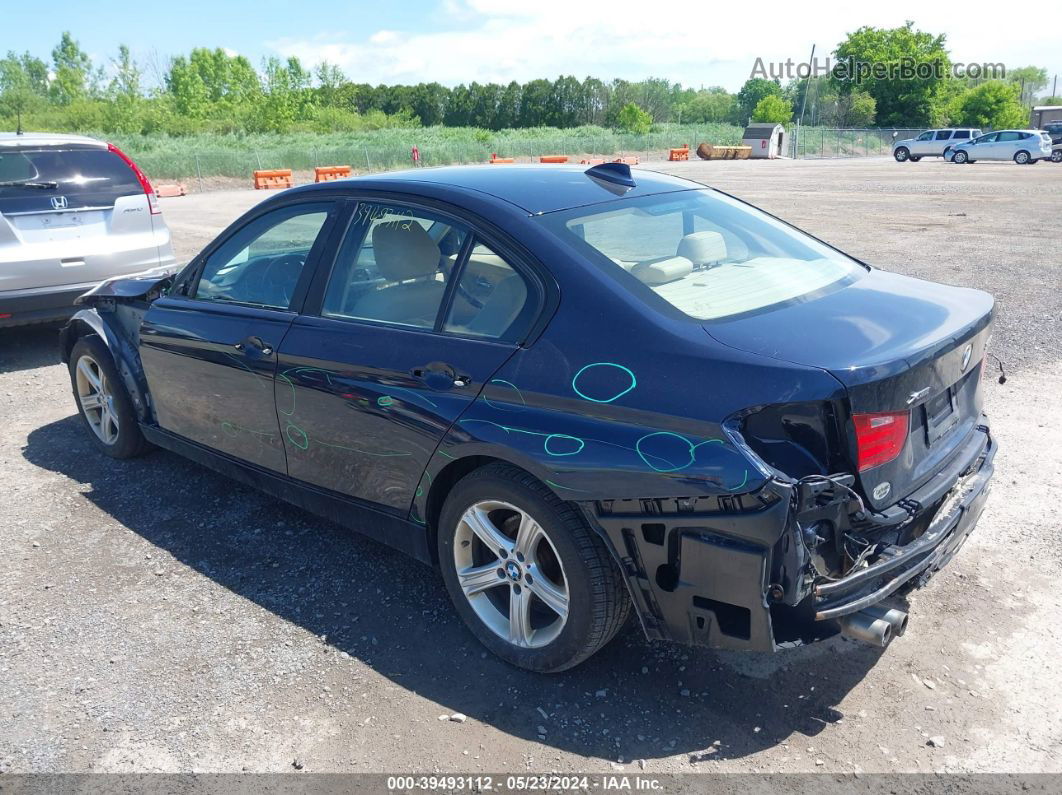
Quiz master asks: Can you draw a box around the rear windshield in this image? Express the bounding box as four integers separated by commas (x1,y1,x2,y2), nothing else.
538,189,863,321
0,147,140,196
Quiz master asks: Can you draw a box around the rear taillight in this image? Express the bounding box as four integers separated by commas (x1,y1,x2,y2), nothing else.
107,142,160,215
853,411,909,471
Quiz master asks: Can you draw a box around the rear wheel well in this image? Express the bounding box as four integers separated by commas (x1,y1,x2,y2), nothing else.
424,455,541,563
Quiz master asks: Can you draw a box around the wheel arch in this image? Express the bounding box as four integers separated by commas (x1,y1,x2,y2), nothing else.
61,309,153,423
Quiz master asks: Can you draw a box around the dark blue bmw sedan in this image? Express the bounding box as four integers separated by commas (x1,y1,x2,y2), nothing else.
60,163,996,672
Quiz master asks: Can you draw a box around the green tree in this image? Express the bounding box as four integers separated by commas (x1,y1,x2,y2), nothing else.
833,22,950,126
735,78,782,123
616,102,652,134
951,80,1027,129
314,61,345,106
751,94,792,123
1006,66,1048,105
50,31,92,105
0,52,46,128
676,87,735,123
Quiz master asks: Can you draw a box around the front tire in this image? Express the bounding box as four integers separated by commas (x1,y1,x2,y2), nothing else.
1014,150,1030,164
894,147,910,162
952,150,969,164
68,335,150,459
437,463,630,672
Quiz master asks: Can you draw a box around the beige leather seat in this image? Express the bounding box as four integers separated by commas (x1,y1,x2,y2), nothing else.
351,221,445,327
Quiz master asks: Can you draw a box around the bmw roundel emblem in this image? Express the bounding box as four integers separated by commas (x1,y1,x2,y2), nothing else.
960,344,973,372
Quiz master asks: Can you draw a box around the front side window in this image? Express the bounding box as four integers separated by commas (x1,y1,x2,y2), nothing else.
538,190,862,321
195,203,332,309
934,130,952,140
916,131,935,141
974,133,998,144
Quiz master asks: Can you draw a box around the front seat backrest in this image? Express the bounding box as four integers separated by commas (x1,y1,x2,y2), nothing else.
351,221,445,326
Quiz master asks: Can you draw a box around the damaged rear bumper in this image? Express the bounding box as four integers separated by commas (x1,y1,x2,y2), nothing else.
580,422,995,652
815,425,995,620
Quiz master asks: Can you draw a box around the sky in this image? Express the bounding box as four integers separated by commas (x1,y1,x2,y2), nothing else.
5,0,1062,95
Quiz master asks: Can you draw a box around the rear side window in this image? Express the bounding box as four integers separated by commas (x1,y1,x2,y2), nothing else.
952,130,970,139
997,132,1021,142
934,131,952,140
321,202,535,341
0,148,140,196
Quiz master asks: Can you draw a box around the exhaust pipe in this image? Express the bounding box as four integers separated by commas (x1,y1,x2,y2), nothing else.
838,612,893,647
860,605,909,637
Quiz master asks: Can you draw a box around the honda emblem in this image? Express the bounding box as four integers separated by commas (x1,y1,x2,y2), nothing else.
50,195,68,210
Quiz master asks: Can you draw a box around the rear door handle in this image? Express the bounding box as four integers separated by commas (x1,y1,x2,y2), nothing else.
235,336,273,356
412,362,469,389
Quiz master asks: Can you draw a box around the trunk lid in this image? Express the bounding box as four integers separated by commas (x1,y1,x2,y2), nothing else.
706,268,993,508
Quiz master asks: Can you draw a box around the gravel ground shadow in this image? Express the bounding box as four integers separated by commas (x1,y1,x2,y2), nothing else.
0,324,63,374
24,412,886,762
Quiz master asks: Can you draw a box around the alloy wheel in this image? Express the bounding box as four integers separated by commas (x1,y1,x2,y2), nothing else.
453,500,569,649
75,354,119,445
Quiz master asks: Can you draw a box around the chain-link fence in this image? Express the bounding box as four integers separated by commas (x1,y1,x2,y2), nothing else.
127,126,929,188
788,128,923,159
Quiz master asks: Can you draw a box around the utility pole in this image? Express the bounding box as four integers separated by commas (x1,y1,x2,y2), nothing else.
796,44,815,159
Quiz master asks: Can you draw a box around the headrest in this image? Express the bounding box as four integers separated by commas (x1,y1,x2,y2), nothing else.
632,255,693,285
372,221,440,281
676,231,727,266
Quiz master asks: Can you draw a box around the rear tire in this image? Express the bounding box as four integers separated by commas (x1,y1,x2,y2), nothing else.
1051,150,1062,163
68,335,150,459
437,463,630,672
893,147,910,162
1014,150,1030,164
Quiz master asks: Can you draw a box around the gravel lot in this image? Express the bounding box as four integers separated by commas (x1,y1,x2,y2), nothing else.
1,157,1060,775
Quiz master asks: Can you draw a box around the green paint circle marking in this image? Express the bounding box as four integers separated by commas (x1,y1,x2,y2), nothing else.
220,421,238,437
285,423,309,450
543,433,585,457
571,362,637,404
635,432,699,473
377,395,394,407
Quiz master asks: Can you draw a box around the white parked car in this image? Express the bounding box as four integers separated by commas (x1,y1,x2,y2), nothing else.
0,133,176,327
892,128,982,162
948,130,1053,164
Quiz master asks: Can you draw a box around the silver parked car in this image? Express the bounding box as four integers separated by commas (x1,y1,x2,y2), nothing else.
0,133,176,327
949,130,1054,164
892,128,982,162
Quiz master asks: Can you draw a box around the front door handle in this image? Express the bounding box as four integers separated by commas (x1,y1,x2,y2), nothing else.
234,336,274,356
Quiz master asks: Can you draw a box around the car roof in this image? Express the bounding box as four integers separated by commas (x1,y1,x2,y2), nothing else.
0,132,106,148
287,164,700,215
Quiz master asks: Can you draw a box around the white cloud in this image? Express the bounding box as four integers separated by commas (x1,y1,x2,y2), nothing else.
269,1,1062,91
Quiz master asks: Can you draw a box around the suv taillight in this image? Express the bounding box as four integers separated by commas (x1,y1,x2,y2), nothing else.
107,142,160,215
853,411,909,471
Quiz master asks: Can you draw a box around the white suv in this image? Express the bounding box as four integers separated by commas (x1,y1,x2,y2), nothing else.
892,128,982,162
0,133,176,327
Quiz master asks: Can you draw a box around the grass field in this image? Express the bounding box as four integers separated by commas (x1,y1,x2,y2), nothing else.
89,124,923,183
102,124,745,180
